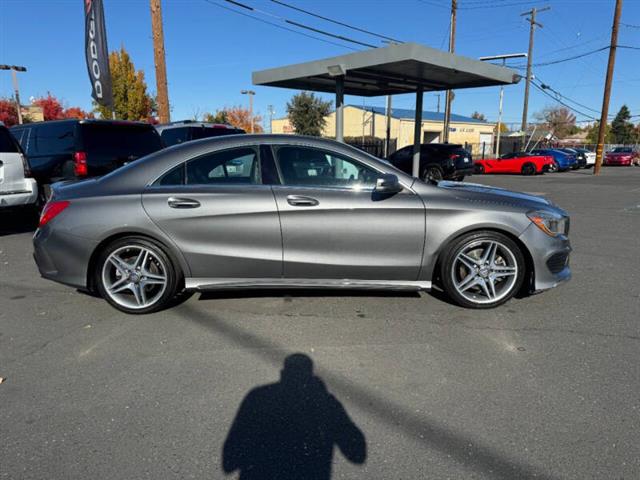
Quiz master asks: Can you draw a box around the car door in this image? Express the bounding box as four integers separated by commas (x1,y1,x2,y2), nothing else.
142,145,282,279
270,144,425,281
0,128,28,197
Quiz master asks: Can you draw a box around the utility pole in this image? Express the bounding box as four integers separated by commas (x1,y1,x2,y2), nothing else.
241,90,255,133
384,95,392,157
150,0,170,123
436,93,441,113
0,65,27,124
442,0,456,143
520,6,550,146
594,0,623,175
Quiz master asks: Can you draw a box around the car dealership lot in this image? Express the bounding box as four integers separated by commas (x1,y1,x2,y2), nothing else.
1,168,638,479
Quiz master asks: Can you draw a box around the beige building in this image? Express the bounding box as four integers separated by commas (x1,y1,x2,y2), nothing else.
272,105,497,155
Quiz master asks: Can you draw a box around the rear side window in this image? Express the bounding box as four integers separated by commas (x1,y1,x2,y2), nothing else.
0,128,20,153
186,147,259,185
155,164,185,186
35,123,75,154
160,127,191,146
81,124,163,158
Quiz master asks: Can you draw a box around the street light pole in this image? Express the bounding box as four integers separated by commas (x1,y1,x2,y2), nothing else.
479,53,527,157
0,65,27,124
241,90,256,133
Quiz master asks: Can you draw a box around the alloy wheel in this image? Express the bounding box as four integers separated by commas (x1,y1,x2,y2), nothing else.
101,245,168,310
451,240,518,305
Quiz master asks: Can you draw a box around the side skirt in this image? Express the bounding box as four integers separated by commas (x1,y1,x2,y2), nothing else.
185,278,432,292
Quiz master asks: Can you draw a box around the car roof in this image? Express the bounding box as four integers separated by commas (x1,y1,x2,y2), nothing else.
155,120,244,132
98,134,414,192
10,119,154,129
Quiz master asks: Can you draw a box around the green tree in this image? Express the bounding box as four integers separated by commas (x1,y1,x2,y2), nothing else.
471,111,486,121
203,110,229,124
610,105,635,144
94,47,155,121
286,92,332,136
586,121,612,144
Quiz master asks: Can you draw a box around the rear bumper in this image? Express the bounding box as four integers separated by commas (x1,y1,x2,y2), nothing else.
33,225,96,289
519,223,572,292
0,178,38,207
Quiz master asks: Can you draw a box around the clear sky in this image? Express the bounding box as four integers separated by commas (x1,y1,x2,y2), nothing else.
1,0,639,129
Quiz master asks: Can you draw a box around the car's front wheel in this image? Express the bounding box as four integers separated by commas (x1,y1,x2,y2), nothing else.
440,231,526,309
521,162,536,176
96,237,180,314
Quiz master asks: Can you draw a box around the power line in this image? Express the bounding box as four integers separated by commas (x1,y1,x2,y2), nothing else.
202,0,359,51
621,22,640,29
531,81,598,120
221,0,377,48
512,46,609,68
270,0,402,43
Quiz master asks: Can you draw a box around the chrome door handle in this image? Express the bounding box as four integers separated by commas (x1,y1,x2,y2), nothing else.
168,197,201,209
286,195,319,207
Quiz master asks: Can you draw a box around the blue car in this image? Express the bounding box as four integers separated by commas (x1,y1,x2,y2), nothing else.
530,149,578,171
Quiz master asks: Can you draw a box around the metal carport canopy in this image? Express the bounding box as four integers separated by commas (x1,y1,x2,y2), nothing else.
252,42,521,177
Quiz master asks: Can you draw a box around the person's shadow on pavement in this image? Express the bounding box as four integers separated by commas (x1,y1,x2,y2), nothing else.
222,353,367,480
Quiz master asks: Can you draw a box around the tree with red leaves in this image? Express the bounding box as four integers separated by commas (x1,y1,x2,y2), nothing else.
0,99,20,127
63,107,94,120
33,94,65,121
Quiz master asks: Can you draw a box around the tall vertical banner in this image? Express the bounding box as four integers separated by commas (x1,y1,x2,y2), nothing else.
84,0,113,109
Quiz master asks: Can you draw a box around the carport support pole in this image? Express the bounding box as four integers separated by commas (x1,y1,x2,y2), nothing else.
412,87,423,178
335,76,345,143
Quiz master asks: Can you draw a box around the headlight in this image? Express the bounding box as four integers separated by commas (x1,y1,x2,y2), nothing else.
527,210,569,237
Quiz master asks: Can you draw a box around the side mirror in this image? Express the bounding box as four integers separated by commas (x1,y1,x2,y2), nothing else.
374,174,402,194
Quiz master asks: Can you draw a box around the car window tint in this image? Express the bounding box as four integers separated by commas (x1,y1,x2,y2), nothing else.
186,147,259,185
275,146,378,188
35,123,75,154
0,128,19,153
155,164,185,186
160,127,191,146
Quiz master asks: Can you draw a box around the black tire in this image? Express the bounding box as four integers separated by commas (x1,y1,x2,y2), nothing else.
439,231,526,309
95,236,181,314
423,165,444,182
521,163,536,176
475,164,485,174
452,175,465,182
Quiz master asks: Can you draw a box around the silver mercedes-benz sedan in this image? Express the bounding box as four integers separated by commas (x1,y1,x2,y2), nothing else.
33,135,571,314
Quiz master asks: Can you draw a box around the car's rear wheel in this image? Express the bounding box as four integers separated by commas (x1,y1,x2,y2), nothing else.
452,175,465,182
96,237,180,314
440,231,526,309
423,165,444,182
521,163,536,176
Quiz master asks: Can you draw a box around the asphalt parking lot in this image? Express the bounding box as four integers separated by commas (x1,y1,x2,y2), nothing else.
1,167,639,480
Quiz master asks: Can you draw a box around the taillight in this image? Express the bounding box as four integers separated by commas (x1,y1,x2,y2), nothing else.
39,200,70,228
21,154,32,178
448,153,458,160
74,151,88,177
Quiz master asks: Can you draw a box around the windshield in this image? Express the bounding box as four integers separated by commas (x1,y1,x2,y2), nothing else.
81,123,163,158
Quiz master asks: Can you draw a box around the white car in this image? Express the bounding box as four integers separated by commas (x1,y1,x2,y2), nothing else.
0,124,38,208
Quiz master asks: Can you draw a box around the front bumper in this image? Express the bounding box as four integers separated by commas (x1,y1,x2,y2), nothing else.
33,225,97,289
0,178,38,208
605,157,633,166
519,223,572,292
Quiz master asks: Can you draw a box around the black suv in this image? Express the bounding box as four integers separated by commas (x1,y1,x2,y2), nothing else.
155,120,245,147
387,143,474,181
11,119,163,186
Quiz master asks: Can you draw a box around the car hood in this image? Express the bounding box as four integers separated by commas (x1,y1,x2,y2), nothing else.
436,180,556,210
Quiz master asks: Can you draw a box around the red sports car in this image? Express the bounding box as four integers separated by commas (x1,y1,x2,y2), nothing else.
474,152,555,175
604,147,639,166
